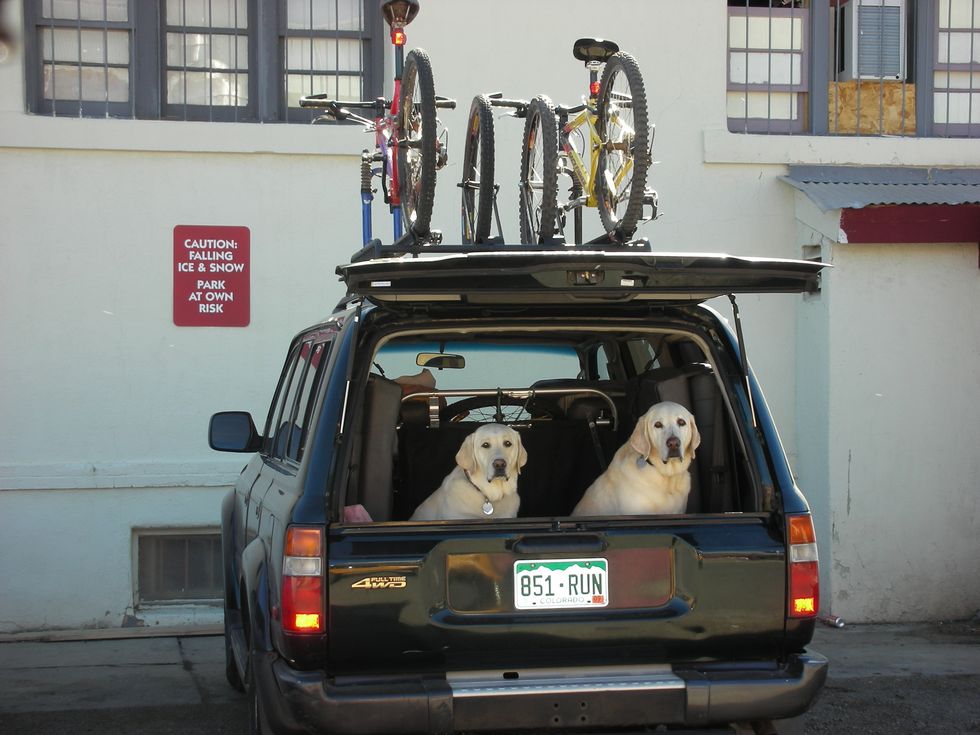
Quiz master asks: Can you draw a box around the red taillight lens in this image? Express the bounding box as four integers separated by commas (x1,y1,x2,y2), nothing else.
391,29,406,46
787,514,819,619
282,576,324,633
282,526,324,634
589,81,601,97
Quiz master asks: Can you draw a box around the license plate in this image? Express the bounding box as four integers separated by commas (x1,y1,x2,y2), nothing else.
513,558,609,610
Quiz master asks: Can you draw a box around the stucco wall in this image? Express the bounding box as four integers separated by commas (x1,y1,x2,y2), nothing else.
825,242,980,621
0,0,977,631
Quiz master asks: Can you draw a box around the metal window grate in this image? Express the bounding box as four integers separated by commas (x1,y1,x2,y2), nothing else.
727,1,810,134
283,0,369,123
137,531,222,604
935,0,980,136
37,0,133,118
25,0,380,122
164,0,250,121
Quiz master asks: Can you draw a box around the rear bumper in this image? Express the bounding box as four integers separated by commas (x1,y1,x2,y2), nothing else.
256,650,828,734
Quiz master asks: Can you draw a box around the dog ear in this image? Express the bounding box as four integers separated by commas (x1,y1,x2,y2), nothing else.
456,433,477,474
515,431,528,472
628,415,652,459
687,414,702,459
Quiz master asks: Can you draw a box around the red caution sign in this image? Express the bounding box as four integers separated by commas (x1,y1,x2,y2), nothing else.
173,225,250,327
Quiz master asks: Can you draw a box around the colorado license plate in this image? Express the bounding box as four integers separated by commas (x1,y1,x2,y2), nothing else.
513,558,609,610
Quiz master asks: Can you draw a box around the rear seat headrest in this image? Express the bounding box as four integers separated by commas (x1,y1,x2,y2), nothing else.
399,400,429,425
565,396,608,423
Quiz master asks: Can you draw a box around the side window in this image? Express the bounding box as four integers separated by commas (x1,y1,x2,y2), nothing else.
594,345,611,380
287,340,332,462
264,342,305,459
627,338,660,374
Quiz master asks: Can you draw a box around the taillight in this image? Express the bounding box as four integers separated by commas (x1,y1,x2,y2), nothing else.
282,526,324,634
589,80,601,97
787,514,819,619
391,28,406,46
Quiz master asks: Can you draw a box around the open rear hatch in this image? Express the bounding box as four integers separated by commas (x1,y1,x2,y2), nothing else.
337,248,823,304
328,248,825,675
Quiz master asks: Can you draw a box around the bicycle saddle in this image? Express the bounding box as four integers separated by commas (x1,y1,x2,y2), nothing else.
572,38,619,63
381,0,419,27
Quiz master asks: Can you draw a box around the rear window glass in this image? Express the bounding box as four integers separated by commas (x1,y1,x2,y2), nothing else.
374,341,581,389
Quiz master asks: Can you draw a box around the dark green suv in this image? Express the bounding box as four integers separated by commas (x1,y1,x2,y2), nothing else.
210,245,827,734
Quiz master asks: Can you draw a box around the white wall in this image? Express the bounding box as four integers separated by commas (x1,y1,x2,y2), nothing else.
825,242,980,622
1,0,977,631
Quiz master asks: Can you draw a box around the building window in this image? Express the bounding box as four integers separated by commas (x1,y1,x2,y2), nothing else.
164,0,250,121
727,0,980,138
24,0,383,122
935,0,980,135
137,530,222,604
728,1,809,134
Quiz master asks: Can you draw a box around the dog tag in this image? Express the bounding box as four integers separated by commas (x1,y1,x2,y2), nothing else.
482,500,494,516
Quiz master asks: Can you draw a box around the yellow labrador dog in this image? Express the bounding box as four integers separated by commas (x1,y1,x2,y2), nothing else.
410,424,528,521
572,401,700,516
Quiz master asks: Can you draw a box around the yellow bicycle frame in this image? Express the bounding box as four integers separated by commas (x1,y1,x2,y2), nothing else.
561,106,634,208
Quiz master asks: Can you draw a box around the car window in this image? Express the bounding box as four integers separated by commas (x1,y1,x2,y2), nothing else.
287,340,332,463
264,342,303,457
374,341,580,389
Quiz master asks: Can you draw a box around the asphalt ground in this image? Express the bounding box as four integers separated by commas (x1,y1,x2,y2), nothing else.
0,620,977,734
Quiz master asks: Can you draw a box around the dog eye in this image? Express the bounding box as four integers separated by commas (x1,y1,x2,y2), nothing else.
503,440,513,448
654,421,663,429
481,442,491,449
677,418,686,427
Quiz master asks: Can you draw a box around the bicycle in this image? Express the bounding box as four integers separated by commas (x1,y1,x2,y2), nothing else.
299,0,455,246
518,38,656,245
459,92,529,244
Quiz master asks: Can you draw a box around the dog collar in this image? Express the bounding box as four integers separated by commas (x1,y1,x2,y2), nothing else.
463,470,494,515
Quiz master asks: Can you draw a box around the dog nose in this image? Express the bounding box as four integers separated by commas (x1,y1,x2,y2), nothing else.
492,458,507,471
666,436,681,452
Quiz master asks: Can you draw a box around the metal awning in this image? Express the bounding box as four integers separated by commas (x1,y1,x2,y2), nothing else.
781,165,980,212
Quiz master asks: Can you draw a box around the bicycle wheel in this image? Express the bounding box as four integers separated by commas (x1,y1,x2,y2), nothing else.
398,48,438,237
518,95,559,245
595,51,651,241
461,94,495,244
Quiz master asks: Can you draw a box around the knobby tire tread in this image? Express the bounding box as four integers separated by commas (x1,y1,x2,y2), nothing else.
461,94,495,244
595,52,651,241
398,48,438,237
518,95,559,245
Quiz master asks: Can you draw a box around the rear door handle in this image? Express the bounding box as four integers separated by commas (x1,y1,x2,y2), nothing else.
511,534,607,555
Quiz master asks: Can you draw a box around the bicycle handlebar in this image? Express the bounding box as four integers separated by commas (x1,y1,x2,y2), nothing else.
298,95,386,111
555,102,588,115
435,96,457,110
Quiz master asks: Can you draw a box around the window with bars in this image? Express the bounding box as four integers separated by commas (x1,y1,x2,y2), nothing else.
24,0,383,122
137,531,222,604
726,0,980,137
935,0,980,135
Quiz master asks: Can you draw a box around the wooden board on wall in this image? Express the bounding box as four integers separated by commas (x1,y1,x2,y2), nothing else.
828,81,916,136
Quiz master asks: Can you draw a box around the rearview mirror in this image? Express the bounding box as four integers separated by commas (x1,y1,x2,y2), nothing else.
416,353,465,370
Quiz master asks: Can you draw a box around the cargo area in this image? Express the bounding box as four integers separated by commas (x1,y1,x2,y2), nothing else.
325,314,792,673
339,317,766,524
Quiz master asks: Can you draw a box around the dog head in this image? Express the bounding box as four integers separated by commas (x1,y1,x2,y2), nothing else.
455,424,528,501
628,402,701,476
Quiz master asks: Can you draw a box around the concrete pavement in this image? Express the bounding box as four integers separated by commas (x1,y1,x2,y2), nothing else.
0,621,977,714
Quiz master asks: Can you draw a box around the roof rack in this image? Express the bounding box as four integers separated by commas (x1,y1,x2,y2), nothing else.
348,229,653,263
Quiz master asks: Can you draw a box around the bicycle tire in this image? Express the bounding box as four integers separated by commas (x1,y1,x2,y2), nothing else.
518,95,559,245
398,48,438,237
460,95,496,244
595,51,651,242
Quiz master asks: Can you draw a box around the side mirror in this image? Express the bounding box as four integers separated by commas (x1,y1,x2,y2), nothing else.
209,411,262,453
416,352,465,370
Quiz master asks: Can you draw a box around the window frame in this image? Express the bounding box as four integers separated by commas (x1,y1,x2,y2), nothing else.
23,0,384,122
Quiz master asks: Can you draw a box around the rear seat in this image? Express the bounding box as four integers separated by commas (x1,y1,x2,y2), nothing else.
393,417,611,520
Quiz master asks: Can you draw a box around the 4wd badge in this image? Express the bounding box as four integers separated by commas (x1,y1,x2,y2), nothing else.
352,576,407,590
